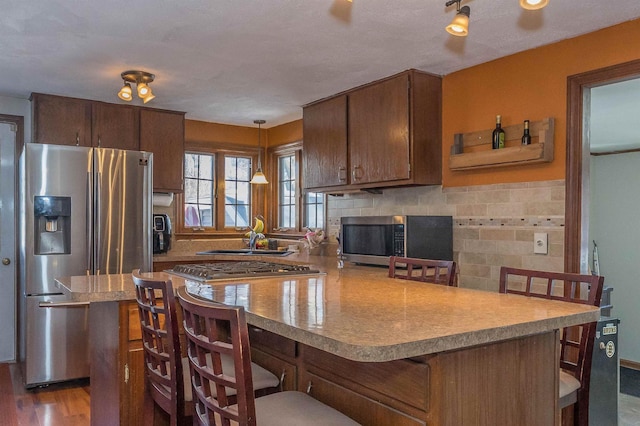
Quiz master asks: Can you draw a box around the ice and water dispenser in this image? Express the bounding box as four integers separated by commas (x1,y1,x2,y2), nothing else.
34,196,71,255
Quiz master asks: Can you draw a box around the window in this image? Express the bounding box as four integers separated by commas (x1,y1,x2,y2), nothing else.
304,191,324,229
184,152,214,227
224,156,252,228
178,145,258,235
270,142,325,233
278,154,296,228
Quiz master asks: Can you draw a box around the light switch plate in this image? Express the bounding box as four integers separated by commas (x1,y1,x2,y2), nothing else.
534,232,548,254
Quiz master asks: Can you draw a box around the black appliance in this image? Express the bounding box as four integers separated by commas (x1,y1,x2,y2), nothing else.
340,215,453,266
153,214,171,254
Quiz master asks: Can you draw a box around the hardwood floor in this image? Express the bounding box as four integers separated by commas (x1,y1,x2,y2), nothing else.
1,361,638,425
1,363,90,426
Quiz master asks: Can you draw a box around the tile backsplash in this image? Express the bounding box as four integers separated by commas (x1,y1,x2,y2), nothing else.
327,180,565,292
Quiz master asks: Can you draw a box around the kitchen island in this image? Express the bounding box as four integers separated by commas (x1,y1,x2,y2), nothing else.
56,255,599,426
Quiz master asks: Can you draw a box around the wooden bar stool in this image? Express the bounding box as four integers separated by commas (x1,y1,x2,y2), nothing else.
389,256,457,286
499,267,604,426
132,271,280,426
177,286,361,426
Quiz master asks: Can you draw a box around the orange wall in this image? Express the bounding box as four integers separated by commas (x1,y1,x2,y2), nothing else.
442,18,640,187
185,119,261,147
186,118,303,148
268,120,303,147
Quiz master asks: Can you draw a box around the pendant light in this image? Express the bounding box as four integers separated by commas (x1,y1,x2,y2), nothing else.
250,120,268,185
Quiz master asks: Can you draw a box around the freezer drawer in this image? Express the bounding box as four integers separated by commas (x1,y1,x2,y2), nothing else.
24,295,90,387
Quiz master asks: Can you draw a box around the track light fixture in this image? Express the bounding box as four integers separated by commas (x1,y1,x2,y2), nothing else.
250,120,268,185
118,70,156,104
445,0,470,37
520,0,549,10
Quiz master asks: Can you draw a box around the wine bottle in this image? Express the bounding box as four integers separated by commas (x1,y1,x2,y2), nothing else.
492,115,505,149
521,120,531,145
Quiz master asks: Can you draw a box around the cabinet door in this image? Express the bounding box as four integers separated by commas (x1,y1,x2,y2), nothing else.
32,93,92,146
348,74,410,185
302,95,348,189
92,102,139,150
139,109,185,192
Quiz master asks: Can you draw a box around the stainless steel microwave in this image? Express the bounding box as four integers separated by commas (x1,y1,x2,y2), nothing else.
340,215,453,266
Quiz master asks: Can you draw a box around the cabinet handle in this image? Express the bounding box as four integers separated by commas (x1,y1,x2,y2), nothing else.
352,165,363,181
338,167,347,182
306,381,313,394
76,132,80,146
98,136,101,147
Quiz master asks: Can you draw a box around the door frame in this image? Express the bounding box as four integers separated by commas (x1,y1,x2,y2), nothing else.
0,114,24,362
565,59,640,272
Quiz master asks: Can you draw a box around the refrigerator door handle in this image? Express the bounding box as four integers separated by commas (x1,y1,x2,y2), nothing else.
95,170,102,275
39,301,91,308
86,171,92,274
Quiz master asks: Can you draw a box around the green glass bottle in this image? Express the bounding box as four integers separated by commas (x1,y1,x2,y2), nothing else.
521,120,531,145
492,115,505,149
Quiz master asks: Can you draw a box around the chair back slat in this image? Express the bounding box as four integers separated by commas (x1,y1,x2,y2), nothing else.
178,286,257,426
389,256,457,286
132,270,186,423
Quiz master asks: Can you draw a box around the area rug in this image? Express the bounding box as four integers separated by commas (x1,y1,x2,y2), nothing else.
620,367,640,397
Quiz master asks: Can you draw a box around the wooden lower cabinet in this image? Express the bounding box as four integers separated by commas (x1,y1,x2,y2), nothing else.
89,307,558,426
90,300,146,426
248,328,559,426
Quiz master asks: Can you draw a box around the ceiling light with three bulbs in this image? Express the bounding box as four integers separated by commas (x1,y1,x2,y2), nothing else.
117,70,156,104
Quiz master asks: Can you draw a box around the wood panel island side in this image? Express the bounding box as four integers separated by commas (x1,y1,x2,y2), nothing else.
55,258,599,426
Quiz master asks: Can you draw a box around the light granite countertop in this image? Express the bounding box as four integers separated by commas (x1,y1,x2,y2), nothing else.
55,256,600,362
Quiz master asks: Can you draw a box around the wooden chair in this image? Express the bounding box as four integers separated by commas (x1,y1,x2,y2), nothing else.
498,267,604,426
133,271,280,426
133,269,193,426
389,256,457,286
177,286,361,426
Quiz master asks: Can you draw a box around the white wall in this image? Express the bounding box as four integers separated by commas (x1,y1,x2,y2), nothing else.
590,152,640,363
0,95,31,143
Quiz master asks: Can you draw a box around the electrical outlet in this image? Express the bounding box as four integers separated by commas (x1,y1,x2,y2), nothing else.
534,232,548,254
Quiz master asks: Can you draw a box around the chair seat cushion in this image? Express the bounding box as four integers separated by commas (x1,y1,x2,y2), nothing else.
182,354,279,402
254,391,360,425
559,370,581,398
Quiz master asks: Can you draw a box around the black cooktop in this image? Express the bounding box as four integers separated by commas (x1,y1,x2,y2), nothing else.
169,261,321,282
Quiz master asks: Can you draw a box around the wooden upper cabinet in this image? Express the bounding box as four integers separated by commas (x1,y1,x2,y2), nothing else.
32,93,139,150
302,95,348,189
349,74,410,185
139,109,185,193
302,70,442,192
92,102,139,150
31,93,92,146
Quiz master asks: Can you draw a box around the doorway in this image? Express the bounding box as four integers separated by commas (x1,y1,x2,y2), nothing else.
0,114,23,362
566,59,640,367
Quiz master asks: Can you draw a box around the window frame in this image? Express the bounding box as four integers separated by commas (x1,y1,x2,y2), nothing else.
175,141,261,238
267,141,326,236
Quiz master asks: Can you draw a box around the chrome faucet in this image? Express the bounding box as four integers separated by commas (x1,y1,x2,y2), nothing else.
249,229,259,251
248,229,264,251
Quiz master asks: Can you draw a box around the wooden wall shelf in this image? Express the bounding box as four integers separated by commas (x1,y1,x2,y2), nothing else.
449,117,554,171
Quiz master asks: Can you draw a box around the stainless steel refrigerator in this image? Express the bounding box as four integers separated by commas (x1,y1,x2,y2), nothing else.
19,143,152,387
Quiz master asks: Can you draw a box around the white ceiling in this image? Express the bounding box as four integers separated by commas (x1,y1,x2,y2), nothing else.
1,0,639,128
